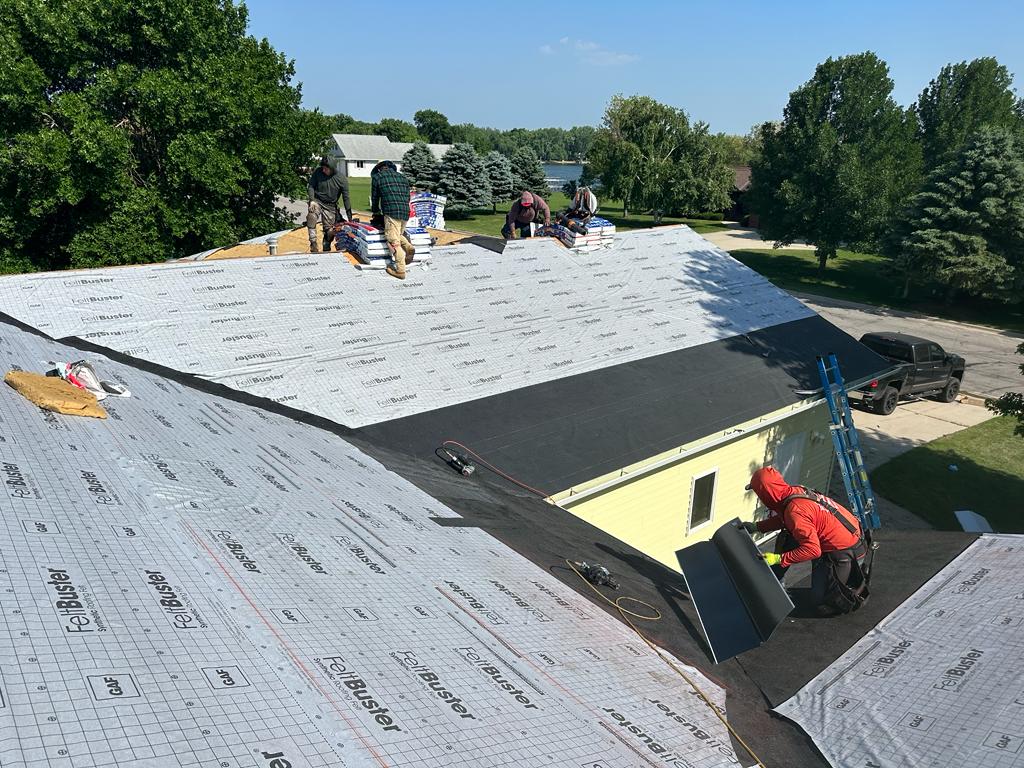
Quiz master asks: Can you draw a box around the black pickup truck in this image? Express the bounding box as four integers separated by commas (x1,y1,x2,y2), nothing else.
851,332,966,415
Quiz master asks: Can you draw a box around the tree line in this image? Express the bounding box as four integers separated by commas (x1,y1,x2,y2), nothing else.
749,53,1024,306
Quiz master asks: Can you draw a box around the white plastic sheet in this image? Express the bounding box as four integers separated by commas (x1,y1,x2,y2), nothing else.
0,226,813,428
0,325,741,767
777,534,1024,767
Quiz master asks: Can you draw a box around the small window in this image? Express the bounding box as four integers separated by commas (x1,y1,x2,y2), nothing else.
929,343,945,363
356,160,365,169
688,470,717,532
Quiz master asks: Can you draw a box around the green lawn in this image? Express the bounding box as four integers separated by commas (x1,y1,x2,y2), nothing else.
870,416,1024,532
346,178,728,237
731,248,1024,333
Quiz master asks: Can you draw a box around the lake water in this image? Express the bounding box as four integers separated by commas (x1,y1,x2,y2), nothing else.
543,163,584,191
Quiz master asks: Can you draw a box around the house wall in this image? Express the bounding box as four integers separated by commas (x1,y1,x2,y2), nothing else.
554,401,834,571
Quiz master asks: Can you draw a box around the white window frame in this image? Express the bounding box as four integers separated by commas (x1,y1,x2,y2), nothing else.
687,467,718,534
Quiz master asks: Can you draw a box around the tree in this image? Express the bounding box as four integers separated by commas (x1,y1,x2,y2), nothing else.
482,151,514,212
436,143,490,215
0,0,325,272
915,57,1024,171
509,146,548,198
885,127,1024,302
748,53,921,274
400,142,439,190
710,130,762,166
414,109,454,144
328,113,377,135
587,95,732,218
989,343,1024,436
375,117,421,143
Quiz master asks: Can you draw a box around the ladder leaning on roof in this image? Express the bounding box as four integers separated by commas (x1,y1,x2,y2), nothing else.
816,353,881,530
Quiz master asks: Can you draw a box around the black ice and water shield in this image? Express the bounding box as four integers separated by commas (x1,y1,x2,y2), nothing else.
676,518,794,664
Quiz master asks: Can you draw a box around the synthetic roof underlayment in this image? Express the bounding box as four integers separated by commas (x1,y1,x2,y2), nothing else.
0,325,741,767
778,534,1024,767
0,226,814,430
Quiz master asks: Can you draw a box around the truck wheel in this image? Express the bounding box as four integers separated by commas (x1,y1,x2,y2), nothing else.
874,387,899,415
938,377,961,403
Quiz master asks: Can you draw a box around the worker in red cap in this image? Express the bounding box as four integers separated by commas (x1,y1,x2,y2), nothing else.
502,190,551,239
741,466,871,613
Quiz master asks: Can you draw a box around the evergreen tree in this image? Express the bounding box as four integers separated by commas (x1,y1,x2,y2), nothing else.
401,142,438,191
436,143,490,215
483,151,514,212
510,147,548,198
748,52,921,274
886,127,1024,303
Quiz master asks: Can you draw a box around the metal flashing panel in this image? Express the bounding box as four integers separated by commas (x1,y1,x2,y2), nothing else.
676,519,794,663
0,325,741,767
0,226,814,428
777,534,1024,767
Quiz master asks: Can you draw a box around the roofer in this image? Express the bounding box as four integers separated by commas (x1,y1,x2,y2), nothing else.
370,161,415,280
556,186,598,233
306,156,353,253
741,466,871,614
502,191,550,239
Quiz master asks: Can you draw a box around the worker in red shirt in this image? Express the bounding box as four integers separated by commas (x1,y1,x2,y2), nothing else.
741,467,869,613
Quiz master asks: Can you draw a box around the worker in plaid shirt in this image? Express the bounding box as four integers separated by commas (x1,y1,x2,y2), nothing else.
370,161,416,280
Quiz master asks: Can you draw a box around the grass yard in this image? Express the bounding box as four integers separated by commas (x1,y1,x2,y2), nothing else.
346,178,728,238
870,416,1024,532
731,248,1024,333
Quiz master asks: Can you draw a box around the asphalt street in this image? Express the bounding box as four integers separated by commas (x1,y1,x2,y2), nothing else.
795,292,1022,399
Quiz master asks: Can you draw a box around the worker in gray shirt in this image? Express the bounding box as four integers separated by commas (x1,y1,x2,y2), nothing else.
306,156,353,253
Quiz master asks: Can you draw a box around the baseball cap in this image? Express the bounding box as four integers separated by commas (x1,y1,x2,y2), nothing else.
520,192,534,206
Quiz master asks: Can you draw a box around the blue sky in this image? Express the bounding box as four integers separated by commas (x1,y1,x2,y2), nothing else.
244,0,1024,135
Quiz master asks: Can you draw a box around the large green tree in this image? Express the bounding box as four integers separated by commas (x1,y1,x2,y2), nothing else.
400,142,438,190
885,127,1024,302
915,57,1024,171
509,146,548,198
0,0,326,272
587,95,732,218
413,109,454,144
436,143,490,215
375,117,421,143
749,52,921,273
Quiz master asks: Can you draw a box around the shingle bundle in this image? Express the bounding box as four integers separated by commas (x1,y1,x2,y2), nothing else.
549,217,616,252
335,222,431,269
407,191,447,229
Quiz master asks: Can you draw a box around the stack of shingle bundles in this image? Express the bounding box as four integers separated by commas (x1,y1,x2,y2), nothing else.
405,226,432,261
407,191,447,230
337,221,389,265
586,216,616,248
550,223,603,253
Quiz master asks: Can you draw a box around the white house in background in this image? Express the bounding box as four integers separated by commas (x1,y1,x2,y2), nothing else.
328,134,452,177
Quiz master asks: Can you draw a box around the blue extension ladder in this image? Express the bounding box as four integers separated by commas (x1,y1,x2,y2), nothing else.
816,354,881,530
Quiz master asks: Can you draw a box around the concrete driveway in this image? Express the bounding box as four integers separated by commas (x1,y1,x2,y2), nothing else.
796,293,1022,399
703,223,814,252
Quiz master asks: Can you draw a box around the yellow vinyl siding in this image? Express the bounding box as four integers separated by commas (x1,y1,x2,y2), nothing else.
557,402,834,571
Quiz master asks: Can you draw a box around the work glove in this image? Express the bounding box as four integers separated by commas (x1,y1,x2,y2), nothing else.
761,552,782,567
739,521,758,535
308,200,320,215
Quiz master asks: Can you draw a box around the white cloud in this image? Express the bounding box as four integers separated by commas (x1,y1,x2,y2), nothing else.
548,37,638,67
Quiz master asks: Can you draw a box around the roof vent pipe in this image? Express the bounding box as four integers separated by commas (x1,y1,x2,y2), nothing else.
268,236,279,256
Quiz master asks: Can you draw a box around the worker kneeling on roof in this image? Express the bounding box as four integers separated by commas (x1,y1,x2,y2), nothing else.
741,467,872,615
502,191,550,239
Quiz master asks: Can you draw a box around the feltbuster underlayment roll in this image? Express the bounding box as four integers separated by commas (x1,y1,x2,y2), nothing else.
0,325,740,767
777,534,1024,767
0,226,813,428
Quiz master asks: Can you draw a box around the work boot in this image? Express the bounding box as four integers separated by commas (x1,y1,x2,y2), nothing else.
385,265,405,280
322,238,333,252
309,240,319,253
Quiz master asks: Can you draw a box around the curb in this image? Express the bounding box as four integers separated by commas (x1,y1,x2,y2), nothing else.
959,392,989,407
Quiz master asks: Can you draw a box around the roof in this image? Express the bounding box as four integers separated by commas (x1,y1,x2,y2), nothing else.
356,314,890,494
0,227,826,431
332,133,451,161
0,311,981,768
732,165,752,192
